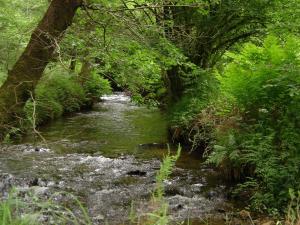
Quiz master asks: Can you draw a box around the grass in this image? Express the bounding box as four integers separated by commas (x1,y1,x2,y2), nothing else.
284,189,300,225
0,189,39,225
0,189,92,225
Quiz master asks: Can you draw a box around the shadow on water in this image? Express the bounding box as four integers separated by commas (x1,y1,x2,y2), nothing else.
0,93,241,224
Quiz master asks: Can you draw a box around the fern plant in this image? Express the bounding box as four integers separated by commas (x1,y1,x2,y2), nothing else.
207,35,300,212
130,145,181,225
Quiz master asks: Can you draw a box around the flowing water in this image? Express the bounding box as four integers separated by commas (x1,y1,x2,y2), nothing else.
0,93,238,224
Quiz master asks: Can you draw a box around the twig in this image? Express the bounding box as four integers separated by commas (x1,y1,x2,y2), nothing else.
29,91,48,147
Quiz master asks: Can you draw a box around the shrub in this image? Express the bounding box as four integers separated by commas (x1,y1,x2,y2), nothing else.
83,70,112,100
3,65,111,128
207,35,300,212
25,68,85,126
168,67,219,150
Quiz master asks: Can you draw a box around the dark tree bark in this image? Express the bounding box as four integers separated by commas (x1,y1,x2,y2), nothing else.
0,0,83,140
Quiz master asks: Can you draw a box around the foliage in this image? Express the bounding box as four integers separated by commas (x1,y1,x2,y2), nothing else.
99,39,163,105
0,192,38,225
153,145,181,200
269,0,300,35
24,65,111,127
0,0,47,71
285,189,300,225
0,0,299,219
167,67,219,151
24,67,84,126
207,35,300,212
0,189,92,225
151,0,275,68
95,37,189,106
145,146,181,225
168,68,218,127
0,0,47,90
130,146,181,225
83,70,112,100
0,71,6,87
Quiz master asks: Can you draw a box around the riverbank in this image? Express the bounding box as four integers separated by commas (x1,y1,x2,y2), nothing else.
167,36,300,219
2,65,112,142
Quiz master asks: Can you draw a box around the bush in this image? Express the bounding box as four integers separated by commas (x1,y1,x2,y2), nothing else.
169,35,300,213
207,35,300,212
25,68,85,126
168,67,218,150
83,70,112,101
25,65,111,127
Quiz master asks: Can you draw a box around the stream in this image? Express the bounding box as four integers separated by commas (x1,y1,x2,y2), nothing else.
0,93,238,224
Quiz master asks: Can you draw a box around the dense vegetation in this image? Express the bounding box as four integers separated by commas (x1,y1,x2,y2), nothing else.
208,36,299,213
0,0,299,222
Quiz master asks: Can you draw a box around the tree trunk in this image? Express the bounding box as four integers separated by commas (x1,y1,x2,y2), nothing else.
69,46,77,71
0,0,83,140
78,60,92,86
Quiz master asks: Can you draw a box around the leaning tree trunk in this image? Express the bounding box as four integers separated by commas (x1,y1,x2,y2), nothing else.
0,0,83,140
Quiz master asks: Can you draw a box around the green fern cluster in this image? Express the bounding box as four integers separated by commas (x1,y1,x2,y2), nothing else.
207,35,300,212
169,35,300,213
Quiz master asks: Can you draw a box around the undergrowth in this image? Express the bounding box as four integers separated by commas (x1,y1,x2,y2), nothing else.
167,67,219,151
0,196,38,225
2,63,111,142
168,35,300,214
24,65,111,126
284,189,300,225
209,35,300,213
0,189,92,225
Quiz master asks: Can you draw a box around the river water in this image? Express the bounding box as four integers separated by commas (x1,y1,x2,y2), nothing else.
0,93,236,224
